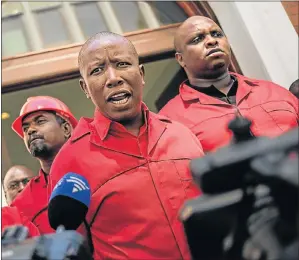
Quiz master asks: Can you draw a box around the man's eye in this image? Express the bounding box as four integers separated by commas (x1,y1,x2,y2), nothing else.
37,119,46,124
191,35,205,44
90,67,103,75
22,127,29,133
117,62,130,68
9,183,18,190
211,31,223,37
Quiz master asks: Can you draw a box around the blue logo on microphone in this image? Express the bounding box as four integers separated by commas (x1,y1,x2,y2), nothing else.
50,173,91,207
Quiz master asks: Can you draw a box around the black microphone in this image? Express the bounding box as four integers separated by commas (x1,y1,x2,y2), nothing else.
48,173,94,253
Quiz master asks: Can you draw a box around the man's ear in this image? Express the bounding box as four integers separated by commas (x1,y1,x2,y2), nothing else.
139,64,145,85
175,52,185,68
62,121,72,139
79,78,90,99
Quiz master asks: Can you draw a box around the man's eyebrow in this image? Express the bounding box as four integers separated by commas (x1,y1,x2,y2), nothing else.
22,115,46,126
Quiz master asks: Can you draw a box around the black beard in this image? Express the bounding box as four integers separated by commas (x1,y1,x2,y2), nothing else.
30,141,53,159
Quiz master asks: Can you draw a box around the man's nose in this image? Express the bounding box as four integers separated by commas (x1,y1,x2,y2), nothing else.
205,35,218,47
27,126,37,136
18,183,26,192
105,67,124,88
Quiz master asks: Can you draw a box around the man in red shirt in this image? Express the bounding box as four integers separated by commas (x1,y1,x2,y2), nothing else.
2,206,40,237
49,31,204,259
160,16,298,153
11,96,78,234
3,165,35,205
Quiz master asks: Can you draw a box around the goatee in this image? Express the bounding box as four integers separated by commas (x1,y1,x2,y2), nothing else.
30,142,52,159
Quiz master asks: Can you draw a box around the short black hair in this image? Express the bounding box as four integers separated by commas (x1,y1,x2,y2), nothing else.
78,31,138,76
289,79,299,98
47,111,67,125
289,79,299,91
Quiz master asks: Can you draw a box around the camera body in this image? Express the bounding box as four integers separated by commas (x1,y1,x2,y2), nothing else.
180,118,298,260
2,226,93,260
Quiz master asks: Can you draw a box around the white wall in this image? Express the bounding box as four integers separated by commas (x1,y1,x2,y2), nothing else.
209,1,298,89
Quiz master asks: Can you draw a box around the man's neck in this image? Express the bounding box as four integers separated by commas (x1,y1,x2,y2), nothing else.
121,111,145,137
190,70,233,95
39,157,55,175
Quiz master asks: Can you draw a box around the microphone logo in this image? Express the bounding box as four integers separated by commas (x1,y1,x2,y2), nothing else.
66,176,90,193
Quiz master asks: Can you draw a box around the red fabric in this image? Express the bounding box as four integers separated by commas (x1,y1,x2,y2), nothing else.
159,73,299,153
11,170,54,234
49,104,204,260
2,206,40,237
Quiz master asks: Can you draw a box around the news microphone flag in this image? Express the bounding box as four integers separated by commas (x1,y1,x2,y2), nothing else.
50,173,91,207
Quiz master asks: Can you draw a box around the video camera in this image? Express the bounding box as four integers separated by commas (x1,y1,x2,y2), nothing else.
180,117,298,260
1,225,93,260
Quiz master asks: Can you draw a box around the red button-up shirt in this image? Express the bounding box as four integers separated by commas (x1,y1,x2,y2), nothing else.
160,73,299,153
2,206,40,237
11,169,54,234
49,105,204,259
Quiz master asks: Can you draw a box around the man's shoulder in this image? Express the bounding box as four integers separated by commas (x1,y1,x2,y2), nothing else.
232,72,286,90
69,117,93,143
159,94,183,116
150,111,199,138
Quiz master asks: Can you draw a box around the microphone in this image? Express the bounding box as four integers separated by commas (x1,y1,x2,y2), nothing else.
48,173,91,230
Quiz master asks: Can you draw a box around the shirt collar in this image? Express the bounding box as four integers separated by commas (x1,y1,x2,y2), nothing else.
180,73,258,105
93,102,149,140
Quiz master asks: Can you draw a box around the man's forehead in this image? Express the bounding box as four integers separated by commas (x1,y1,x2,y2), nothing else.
5,171,26,184
180,18,220,36
22,110,53,124
85,38,133,56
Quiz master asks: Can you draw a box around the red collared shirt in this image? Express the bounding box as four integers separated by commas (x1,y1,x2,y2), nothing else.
11,169,54,234
2,206,40,237
159,73,299,152
49,104,204,260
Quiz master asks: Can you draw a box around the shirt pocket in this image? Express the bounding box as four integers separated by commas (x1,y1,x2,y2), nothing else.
260,101,298,131
173,160,201,199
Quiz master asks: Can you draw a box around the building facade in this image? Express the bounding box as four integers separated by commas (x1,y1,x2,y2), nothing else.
1,1,298,205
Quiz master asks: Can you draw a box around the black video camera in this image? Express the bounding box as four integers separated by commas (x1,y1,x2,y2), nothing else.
1,225,93,260
180,117,298,260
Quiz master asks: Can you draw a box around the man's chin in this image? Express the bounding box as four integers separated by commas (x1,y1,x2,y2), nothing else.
108,107,141,124
30,144,50,158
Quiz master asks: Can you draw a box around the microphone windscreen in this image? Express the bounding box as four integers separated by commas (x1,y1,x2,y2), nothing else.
48,173,91,230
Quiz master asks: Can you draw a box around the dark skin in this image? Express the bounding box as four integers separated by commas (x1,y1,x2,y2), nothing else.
79,36,145,136
175,16,232,93
22,111,72,175
3,165,35,205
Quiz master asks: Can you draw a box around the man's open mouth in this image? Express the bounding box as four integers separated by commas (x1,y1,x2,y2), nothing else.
108,92,132,105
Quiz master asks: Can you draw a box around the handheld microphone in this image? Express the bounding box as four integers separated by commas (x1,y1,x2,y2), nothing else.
48,173,91,230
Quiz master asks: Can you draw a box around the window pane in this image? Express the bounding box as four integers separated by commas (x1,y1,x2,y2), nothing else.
111,2,147,32
2,2,23,17
2,16,30,57
34,8,71,48
74,2,108,39
149,2,188,25
29,2,61,11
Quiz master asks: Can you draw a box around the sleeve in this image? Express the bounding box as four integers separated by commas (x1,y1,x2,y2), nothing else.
2,206,40,237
